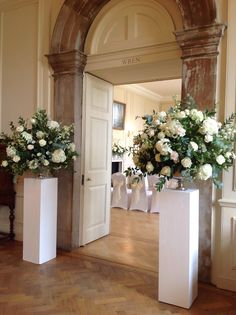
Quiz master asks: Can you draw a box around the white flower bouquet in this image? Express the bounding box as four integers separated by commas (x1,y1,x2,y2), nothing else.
129,96,236,191
0,110,78,179
112,143,128,156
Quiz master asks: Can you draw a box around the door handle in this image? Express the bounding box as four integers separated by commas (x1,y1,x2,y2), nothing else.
86,178,92,181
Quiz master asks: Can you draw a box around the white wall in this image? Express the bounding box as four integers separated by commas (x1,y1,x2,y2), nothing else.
0,0,64,240
113,85,161,170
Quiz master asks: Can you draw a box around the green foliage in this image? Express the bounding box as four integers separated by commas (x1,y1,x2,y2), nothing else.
0,109,78,179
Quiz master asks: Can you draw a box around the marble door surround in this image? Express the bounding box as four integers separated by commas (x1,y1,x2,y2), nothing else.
47,0,225,282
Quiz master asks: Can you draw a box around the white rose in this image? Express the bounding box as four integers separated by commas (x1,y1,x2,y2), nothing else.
170,151,179,162
200,117,219,135
146,162,154,173
225,152,232,159
181,157,192,168
51,149,66,163
204,134,213,143
36,131,44,139
43,159,49,166
16,125,24,132
47,120,59,129
27,144,34,150
190,141,198,151
141,133,148,140
155,139,171,156
13,155,20,163
158,132,165,140
6,146,16,157
216,155,225,165
160,166,171,176
175,111,186,119
1,160,8,167
154,119,160,125
28,159,38,169
39,139,47,147
148,129,155,137
185,109,190,115
197,164,212,180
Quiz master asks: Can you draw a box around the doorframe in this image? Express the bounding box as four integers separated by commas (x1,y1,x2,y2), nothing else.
47,0,224,283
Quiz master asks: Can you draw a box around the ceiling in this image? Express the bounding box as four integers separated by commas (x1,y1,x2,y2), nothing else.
130,79,182,101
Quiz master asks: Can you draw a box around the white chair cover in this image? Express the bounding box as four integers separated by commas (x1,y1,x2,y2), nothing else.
111,173,128,209
129,175,148,212
147,175,161,213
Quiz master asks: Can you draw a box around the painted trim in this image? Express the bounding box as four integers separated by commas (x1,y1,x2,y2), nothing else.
218,199,236,208
0,0,38,12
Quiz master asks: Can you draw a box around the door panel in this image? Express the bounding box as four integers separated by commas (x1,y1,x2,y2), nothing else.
81,73,113,245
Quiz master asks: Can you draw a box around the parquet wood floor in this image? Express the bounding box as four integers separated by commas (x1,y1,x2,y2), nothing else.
1,241,236,315
76,208,158,272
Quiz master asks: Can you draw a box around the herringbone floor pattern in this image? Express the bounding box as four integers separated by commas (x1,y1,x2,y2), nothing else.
1,242,236,315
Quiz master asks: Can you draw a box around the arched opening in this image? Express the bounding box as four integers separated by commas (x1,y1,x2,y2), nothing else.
47,0,224,282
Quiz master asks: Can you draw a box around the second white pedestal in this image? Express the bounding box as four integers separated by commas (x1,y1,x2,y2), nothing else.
23,177,58,264
158,188,199,309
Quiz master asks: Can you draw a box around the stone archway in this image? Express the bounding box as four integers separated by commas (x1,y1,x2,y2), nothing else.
47,0,225,282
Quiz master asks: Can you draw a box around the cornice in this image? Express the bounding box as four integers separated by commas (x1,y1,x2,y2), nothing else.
46,50,87,76
175,23,226,59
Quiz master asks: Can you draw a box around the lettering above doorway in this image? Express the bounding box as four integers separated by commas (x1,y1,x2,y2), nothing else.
121,56,142,65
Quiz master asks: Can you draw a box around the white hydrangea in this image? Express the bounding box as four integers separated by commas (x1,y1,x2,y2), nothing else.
22,131,32,142
6,146,16,157
16,125,24,132
155,139,172,156
200,117,219,135
36,131,44,139
190,109,204,122
163,120,186,138
39,139,46,147
52,149,66,163
1,160,8,167
146,162,154,173
13,155,20,163
158,111,167,120
47,120,59,129
216,155,225,165
160,166,171,176
204,134,213,143
157,132,165,140
190,141,198,151
197,164,212,180
181,157,192,168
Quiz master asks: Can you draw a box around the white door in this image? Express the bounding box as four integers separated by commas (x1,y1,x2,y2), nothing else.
81,73,113,245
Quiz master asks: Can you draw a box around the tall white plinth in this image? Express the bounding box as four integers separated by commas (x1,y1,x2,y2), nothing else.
23,178,58,264
158,188,199,309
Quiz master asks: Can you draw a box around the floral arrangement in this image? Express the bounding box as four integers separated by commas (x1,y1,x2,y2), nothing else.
129,96,236,191
0,109,78,179
112,142,128,156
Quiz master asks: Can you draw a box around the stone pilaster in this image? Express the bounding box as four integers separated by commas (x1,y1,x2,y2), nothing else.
175,23,225,282
47,50,87,250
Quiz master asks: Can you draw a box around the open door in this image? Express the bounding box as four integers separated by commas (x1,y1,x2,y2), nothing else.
80,73,113,245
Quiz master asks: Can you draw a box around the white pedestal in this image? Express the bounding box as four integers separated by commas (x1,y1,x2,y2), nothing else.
158,188,199,309
23,177,58,264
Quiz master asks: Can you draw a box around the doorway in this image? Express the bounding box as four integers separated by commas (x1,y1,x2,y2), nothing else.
78,79,181,271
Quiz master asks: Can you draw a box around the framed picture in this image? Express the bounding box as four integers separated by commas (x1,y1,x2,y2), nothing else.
112,101,126,130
